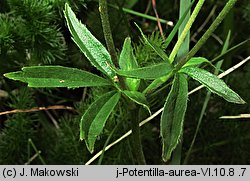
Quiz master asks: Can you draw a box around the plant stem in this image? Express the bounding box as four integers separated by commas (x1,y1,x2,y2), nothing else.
130,107,146,164
175,0,238,71
169,0,205,63
99,0,118,67
99,0,126,89
170,0,191,165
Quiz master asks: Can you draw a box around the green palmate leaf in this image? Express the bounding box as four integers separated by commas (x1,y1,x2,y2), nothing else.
119,37,140,91
4,66,111,88
80,91,120,153
117,62,173,80
135,23,171,63
64,3,116,79
179,67,245,104
160,74,188,162
122,90,151,115
183,57,211,68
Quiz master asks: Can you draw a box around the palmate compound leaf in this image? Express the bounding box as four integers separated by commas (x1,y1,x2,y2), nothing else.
64,3,116,79
161,73,188,162
80,91,120,153
119,37,140,91
179,66,245,104
117,62,174,80
4,66,112,88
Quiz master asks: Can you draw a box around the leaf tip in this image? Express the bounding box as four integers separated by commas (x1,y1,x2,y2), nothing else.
3,73,10,78
80,133,84,141
64,2,70,10
237,98,246,104
145,106,152,116
229,93,246,104
162,152,171,162
3,71,22,80
87,145,94,154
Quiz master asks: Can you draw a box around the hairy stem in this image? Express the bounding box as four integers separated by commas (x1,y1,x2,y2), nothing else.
99,0,126,89
169,0,205,63
99,0,118,66
175,0,238,70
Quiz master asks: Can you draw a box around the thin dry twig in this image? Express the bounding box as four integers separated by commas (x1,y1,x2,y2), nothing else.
220,114,250,119
0,105,75,116
45,110,60,129
85,56,250,165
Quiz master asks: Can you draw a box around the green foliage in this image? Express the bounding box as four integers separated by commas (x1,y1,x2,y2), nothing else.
6,1,244,163
0,88,36,164
117,63,173,80
122,90,150,114
160,74,188,162
4,66,112,88
183,30,232,164
165,1,194,50
8,0,54,22
0,0,66,65
242,0,250,23
119,37,140,91
136,23,170,63
80,91,120,153
135,32,168,66
179,67,245,104
49,116,84,164
64,3,116,79
0,14,14,50
183,57,211,68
